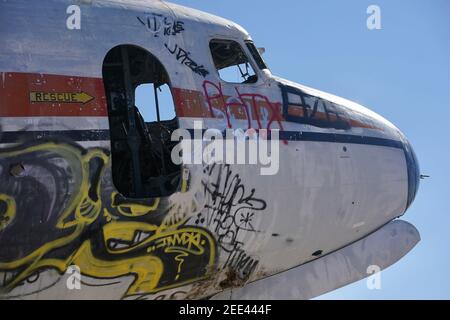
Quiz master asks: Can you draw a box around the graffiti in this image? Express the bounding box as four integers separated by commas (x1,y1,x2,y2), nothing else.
137,13,184,37
149,228,214,281
0,194,16,231
159,171,206,229
111,192,160,217
165,43,209,78
193,163,265,281
0,137,270,296
152,290,187,300
202,81,287,144
0,140,216,298
137,13,208,78
223,247,259,281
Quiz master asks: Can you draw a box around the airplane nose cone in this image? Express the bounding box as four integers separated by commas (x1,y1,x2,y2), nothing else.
401,134,420,211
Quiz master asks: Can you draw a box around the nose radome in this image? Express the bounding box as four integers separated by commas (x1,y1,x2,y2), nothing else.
400,133,420,212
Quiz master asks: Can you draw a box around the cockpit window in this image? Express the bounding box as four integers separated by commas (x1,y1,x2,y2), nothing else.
245,40,268,70
209,39,257,84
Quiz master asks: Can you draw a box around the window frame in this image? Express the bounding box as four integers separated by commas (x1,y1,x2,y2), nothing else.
244,40,268,71
133,82,178,123
103,44,182,199
207,36,263,86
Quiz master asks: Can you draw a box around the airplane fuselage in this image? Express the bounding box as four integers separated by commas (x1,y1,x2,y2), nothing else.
0,0,419,299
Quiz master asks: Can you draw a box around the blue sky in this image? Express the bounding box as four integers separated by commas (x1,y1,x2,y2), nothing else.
161,0,450,299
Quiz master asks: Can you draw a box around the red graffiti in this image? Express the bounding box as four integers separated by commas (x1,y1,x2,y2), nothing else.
202,81,285,137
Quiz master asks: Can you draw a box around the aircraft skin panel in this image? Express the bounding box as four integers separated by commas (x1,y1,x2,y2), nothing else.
187,143,408,278
0,0,246,84
211,219,420,300
0,0,420,299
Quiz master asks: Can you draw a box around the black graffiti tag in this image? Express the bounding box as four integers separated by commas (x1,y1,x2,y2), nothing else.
164,43,209,78
196,164,266,280
223,247,259,280
137,13,184,37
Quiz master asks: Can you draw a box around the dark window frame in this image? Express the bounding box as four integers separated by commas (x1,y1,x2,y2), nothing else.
279,84,352,130
245,40,268,70
102,45,181,199
208,38,259,85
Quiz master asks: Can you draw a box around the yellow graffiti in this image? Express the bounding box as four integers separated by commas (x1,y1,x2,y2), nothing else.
154,229,208,254
0,142,109,291
0,194,16,231
156,228,213,282
103,208,116,222
93,223,216,295
168,249,188,281
72,241,163,295
102,221,160,253
111,192,160,217
0,141,216,297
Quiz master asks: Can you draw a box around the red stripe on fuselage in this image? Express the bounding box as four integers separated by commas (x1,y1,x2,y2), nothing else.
0,72,380,133
0,72,108,117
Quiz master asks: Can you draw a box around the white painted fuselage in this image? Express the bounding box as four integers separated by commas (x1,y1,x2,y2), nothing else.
0,0,420,300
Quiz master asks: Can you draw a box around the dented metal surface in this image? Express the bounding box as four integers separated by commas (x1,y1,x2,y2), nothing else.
0,0,420,299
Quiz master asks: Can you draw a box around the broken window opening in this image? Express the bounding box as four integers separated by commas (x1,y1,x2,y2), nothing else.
209,39,258,84
103,45,181,198
135,83,175,122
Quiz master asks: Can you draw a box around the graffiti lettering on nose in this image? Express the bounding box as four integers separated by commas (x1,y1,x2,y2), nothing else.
202,81,287,144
